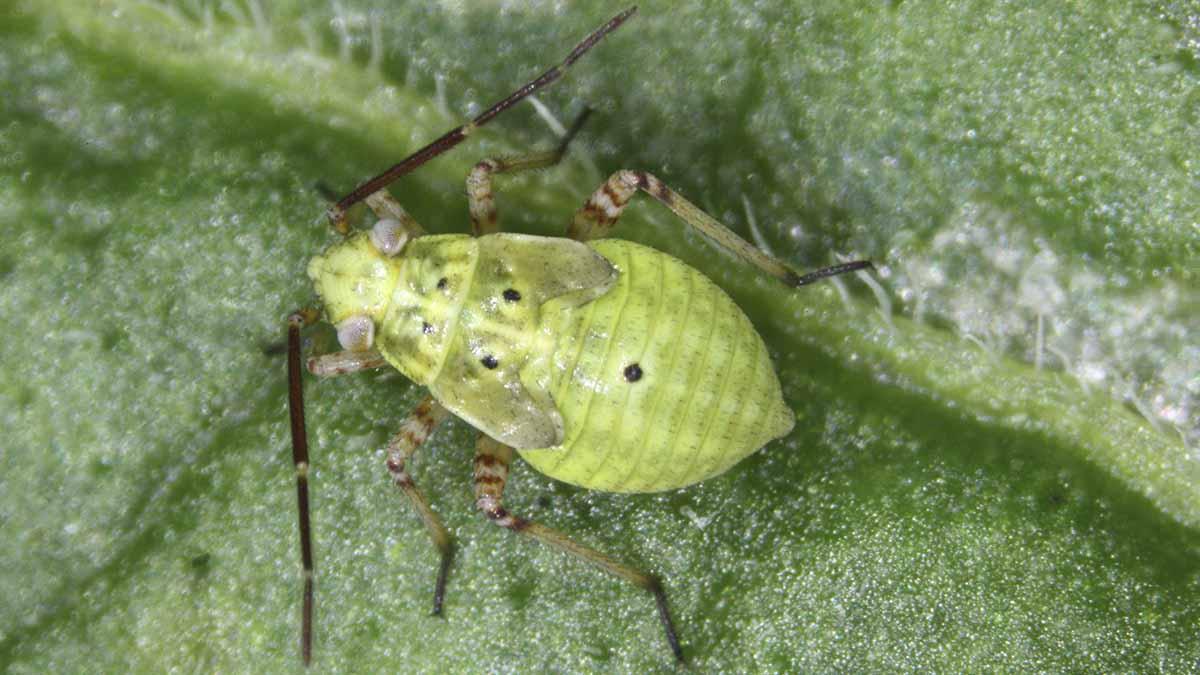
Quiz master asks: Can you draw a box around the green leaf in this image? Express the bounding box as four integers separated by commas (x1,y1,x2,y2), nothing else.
1,0,1196,671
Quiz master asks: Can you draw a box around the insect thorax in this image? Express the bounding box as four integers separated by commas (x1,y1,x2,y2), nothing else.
376,234,482,384
378,233,617,449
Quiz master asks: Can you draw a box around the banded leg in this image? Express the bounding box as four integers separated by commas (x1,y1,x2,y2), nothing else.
568,169,874,287
306,349,386,378
473,435,685,662
327,7,637,230
364,190,425,239
315,177,427,240
467,108,592,236
385,395,455,614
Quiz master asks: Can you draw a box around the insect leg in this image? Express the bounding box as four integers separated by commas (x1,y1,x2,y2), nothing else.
306,349,387,378
364,191,426,238
473,435,685,663
327,7,637,230
313,177,427,238
467,108,592,236
568,170,874,287
385,395,455,614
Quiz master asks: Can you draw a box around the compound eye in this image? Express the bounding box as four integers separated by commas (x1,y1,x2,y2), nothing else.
370,218,407,256
336,314,375,351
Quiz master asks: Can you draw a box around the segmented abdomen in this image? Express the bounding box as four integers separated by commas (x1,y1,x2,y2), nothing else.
518,239,794,493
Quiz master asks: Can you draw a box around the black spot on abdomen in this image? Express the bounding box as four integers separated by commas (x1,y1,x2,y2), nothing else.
623,363,643,382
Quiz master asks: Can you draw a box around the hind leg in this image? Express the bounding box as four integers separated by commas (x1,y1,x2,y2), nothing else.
569,169,873,286
472,435,685,662
383,396,455,614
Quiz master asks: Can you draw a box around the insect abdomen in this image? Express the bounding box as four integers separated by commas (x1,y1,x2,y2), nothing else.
519,239,794,493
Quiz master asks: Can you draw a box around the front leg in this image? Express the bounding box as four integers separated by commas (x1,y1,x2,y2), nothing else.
306,349,386,378
472,435,685,662
364,190,425,239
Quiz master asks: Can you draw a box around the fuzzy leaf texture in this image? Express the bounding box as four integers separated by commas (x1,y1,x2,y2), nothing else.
1,1,1197,672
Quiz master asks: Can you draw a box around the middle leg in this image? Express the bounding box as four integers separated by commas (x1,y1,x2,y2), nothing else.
472,434,685,662
466,108,592,236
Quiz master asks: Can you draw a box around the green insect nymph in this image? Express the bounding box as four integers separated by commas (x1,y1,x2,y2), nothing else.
285,7,872,667
310,228,795,492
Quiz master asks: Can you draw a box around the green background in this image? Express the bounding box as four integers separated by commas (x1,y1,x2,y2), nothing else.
1,0,1197,671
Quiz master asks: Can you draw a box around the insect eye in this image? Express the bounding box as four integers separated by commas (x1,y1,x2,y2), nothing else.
370,218,407,256
336,314,375,351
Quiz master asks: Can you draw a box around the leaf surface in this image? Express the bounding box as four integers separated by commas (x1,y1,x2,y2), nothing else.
1,1,1196,671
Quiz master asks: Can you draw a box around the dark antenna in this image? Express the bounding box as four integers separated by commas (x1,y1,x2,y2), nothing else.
326,6,638,232
786,260,875,287
286,310,316,665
